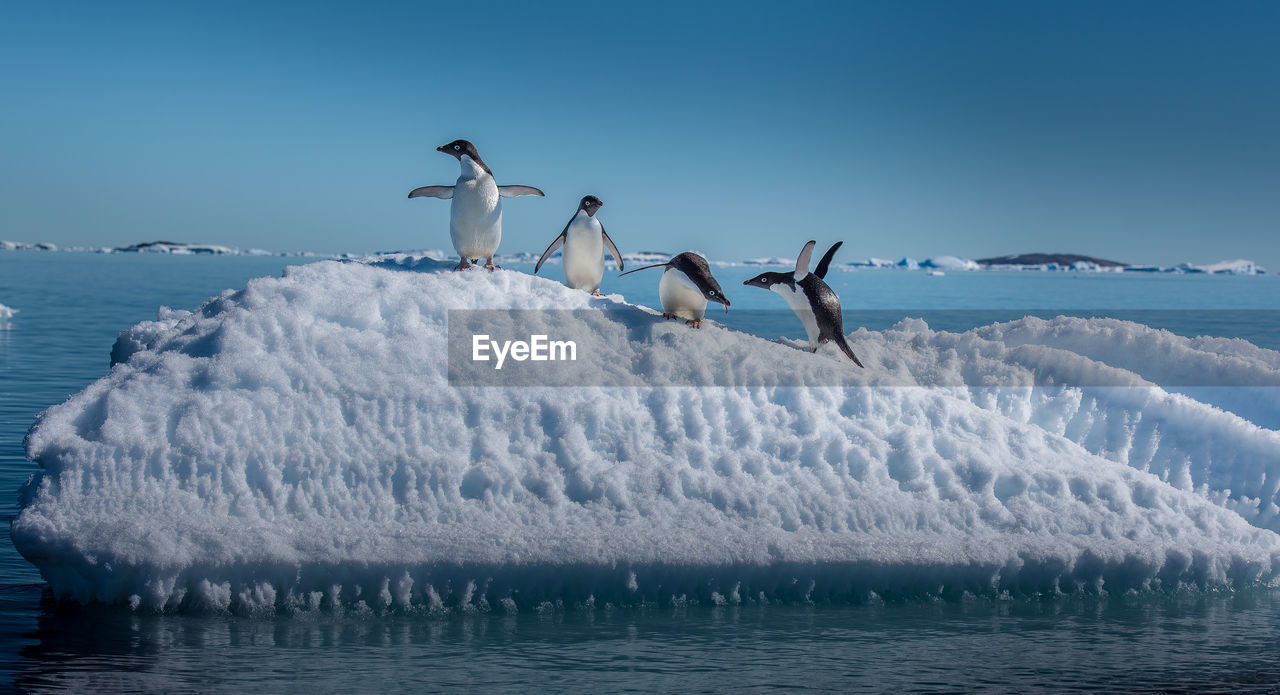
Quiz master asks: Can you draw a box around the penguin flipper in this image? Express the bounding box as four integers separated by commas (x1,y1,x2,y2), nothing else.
617,262,669,277
534,232,566,274
835,335,864,368
498,185,545,198
814,241,843,280
602,226,624,272
794,240,816,282
408,186,453,199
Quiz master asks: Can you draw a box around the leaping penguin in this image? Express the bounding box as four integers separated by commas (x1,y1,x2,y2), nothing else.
408,139,544,271
744,240,863,366
534,195,623,295
618,252,729,328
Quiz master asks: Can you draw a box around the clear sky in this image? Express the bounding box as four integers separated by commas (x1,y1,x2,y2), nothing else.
1,1,1277,267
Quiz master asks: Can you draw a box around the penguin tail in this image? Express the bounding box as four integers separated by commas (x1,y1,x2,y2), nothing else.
835,335,864,368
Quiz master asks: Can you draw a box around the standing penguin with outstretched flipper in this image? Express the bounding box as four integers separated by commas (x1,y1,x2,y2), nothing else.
408,139,544,271
743,240,864,366
618,252,729,328
534,195,624,295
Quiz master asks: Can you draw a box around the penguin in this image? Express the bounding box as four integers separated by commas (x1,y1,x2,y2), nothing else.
743,240,863,367
618,252,729,328
534,195,624,295
408,139,544,271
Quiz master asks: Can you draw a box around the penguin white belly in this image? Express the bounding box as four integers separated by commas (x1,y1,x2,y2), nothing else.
659,269,708,321
449,176,502,260
772,284,820,348
561,217,605,291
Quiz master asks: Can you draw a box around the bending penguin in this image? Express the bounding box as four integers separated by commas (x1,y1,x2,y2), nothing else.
534,195,624,295
744,240,864,367
408,139,544,271
618,252,729,328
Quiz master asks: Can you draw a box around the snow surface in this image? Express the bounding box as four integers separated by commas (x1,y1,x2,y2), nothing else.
13,256,1280,614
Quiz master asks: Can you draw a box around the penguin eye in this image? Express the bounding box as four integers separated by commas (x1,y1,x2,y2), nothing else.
709,291,717,296
454,145,461,151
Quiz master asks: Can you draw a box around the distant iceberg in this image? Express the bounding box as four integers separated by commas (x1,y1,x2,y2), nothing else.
13,257,1280,614
0,302,15,320
620,251,673,264
921,256,979,271
1185,259,1266,276
0,240,1268,276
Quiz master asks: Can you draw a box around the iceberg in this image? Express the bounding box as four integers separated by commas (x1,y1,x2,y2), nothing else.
13,258,1280,614
0,302,15,320
921,256,979,271
1191,259,1266,276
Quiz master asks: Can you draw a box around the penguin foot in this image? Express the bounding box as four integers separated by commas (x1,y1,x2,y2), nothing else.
483,258,501,271
662,313,676,320
591,290,604,297
687,319,702,329
454,259,473,271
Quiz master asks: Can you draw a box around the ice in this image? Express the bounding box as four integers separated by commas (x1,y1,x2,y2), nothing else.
1186,259,1267,276
921,256,979,271
12,257,1280,613
0,302,15,320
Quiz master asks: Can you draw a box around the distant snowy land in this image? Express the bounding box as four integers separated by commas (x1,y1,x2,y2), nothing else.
12,255,1280,614
1,239,326,257
2,240,1267,274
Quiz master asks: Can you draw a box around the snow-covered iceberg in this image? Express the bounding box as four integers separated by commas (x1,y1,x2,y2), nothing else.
921,256,979,271
1187,259,1266,276
13,257,1280,614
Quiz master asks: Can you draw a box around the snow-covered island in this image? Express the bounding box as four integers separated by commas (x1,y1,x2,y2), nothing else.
113,240,243,255
13,257,1280,614
1,239,324,257
2,240,1267,274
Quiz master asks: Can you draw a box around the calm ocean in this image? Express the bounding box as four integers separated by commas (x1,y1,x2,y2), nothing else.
3,251,1280,692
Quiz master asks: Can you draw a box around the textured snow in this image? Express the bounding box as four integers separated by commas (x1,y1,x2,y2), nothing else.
13,257,1280,614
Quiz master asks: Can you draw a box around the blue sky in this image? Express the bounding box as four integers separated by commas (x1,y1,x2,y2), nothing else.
1,1,1277,267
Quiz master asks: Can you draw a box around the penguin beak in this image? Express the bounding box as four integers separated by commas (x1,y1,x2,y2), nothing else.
436,146,445,152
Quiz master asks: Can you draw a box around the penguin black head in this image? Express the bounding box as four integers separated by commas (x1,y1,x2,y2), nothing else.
436,139,492,174
578,195,604,217
744,271,791,290
670,252,730,309
704,285,730,309
437,139,478,159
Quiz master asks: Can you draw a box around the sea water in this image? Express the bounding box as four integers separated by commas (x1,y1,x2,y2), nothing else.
3,251,1280,692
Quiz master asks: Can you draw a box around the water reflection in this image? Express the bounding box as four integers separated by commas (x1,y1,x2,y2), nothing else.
6,585,1280,693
